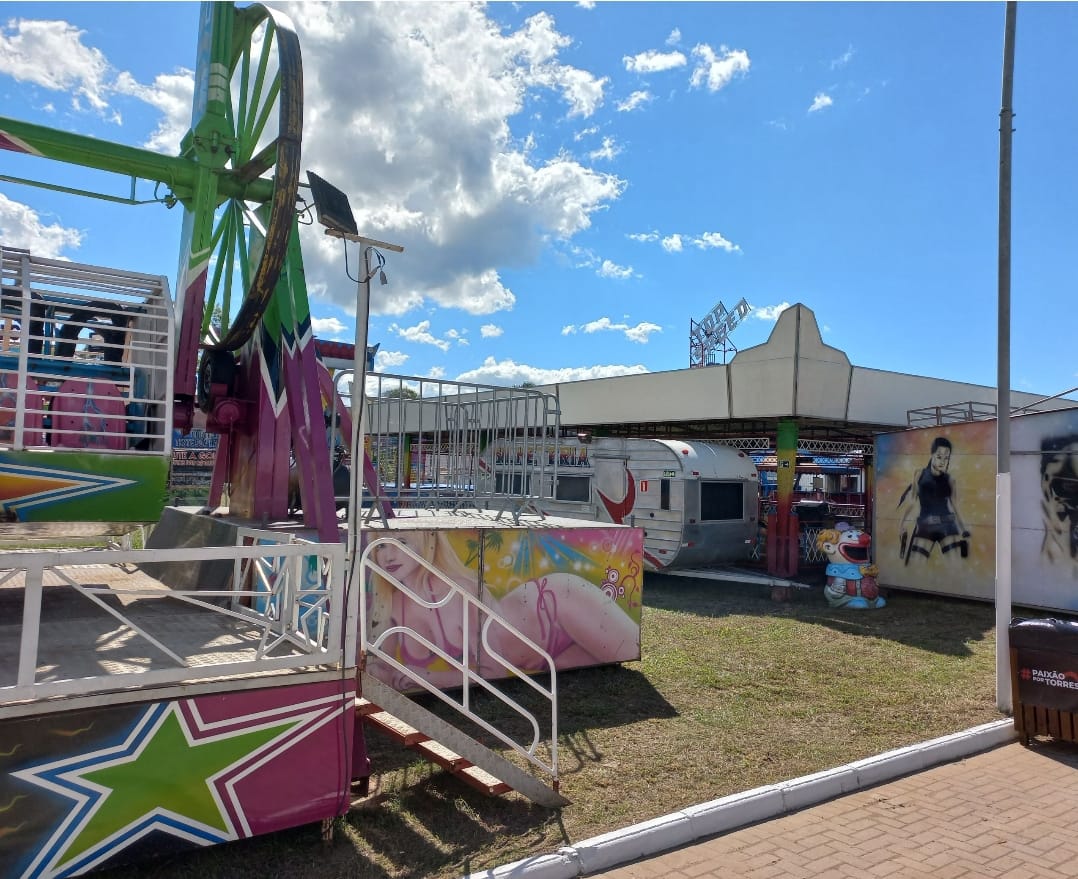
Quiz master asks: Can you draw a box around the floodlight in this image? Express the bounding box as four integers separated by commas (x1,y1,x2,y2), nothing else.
306,171,358,236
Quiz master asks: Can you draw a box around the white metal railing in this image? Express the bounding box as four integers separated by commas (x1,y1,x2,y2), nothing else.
2,540,351,703
358,536,558,783
334,370,561,516
0,246,174,454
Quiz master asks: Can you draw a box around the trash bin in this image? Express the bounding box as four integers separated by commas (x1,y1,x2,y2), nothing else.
1009,617,1078,746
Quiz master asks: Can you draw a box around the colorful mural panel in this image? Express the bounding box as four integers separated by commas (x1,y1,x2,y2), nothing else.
0,680,355,878
876,407,1078,611
875,421,997,600
1011,408,1078,609
363,524,643,690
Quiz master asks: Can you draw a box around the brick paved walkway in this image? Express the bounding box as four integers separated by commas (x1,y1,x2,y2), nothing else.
593,740,1078,879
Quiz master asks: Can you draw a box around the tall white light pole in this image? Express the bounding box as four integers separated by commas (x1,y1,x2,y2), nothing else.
996,0,1017,714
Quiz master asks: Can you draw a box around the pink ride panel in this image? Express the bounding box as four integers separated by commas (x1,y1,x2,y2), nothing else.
52,379,127,450
0,370,46,446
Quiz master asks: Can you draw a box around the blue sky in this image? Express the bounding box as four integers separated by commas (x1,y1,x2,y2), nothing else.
1,2,1076,399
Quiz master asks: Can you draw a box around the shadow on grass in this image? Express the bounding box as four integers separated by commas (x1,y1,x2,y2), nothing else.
364,663,677,778
642,571,997,658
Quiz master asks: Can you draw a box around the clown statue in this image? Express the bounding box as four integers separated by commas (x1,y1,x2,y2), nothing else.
815,521,886,609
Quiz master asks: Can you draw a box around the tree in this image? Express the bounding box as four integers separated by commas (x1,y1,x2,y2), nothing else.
383,386,419,399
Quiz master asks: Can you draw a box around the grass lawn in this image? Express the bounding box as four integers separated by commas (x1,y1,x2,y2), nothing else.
100,572,1003,879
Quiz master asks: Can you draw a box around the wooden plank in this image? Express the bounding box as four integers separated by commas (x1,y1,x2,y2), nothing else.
1062,711,1076,743
413,739,470,771
355,697,382,717
363,710,429,746
1048,708,1062,740
457,765,511,796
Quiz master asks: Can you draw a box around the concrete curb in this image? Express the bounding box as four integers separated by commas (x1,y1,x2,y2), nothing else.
465,719,1017,879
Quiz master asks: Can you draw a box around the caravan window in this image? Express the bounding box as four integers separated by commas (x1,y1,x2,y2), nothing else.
699,481,744,521
556,474,591,502
495,472,531,495
660,479,670,510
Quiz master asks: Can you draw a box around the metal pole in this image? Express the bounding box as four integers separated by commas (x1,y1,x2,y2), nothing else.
341,235,403,571
996,0,1017,714
346,247,374,572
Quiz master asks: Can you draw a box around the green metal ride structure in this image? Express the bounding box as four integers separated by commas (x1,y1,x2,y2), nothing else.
0,2,340,541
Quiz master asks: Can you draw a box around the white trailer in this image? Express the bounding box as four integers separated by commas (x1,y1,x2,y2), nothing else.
480,437,760,572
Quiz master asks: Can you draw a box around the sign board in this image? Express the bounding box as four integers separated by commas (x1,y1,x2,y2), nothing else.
169,428,219,504
1015,647,1078,712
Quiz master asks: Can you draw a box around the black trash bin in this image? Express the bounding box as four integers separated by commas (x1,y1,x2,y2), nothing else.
1009,617,1078,746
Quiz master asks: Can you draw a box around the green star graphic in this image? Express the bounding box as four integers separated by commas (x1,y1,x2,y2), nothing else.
57,708,295,867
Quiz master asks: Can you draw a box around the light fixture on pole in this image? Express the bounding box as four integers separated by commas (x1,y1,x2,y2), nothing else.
304,170,403,573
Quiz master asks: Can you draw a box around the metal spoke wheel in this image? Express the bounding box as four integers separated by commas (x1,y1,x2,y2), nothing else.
200,3,302,358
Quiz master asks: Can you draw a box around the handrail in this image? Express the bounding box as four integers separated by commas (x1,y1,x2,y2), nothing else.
2,540,349,704
358,536,559,783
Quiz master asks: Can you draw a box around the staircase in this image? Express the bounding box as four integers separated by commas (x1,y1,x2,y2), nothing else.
358,671,569,808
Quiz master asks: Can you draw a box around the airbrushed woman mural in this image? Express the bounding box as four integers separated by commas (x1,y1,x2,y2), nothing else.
897,436,972,565
875,421,995,601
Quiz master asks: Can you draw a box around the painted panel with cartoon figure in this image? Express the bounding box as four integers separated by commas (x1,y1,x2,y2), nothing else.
362,521,643,691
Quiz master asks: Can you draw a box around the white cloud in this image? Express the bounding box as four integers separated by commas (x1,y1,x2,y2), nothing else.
624,322,662,343
693,232,741,253
480,324,503,338
423,269,517,316
455,356,649,386
831,45,855,69
574,125,599,141
666,29,682,47
809,92,834,113
427,365,446,379
753,302,792,321
112,69,194,153
269,3,626,319
661,234,683,253
374,349,410,370
597,259,634,279
623,50,687,74
566,317,663,343
632,229,741,254
616,90,653,113
389,319,451,351
589,136,622,161
0,18,111,111
689,44,750,92
4,5,629,325
311,316,348,339
0,193,83,257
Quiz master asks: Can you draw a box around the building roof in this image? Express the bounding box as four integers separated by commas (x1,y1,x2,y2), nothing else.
539,304,1071,447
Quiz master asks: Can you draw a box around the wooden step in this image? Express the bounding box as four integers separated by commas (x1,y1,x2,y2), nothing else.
355,697,381,717
457,764,511,796
363,709,429,746
412,738,471,771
